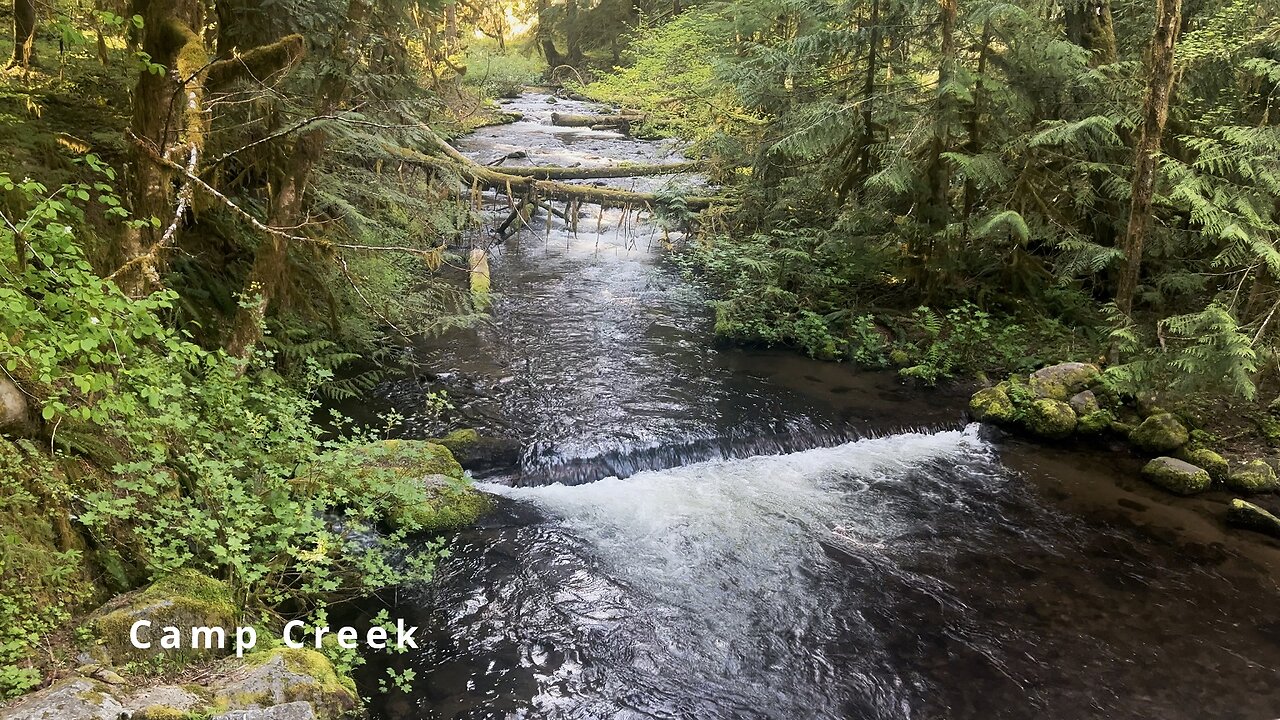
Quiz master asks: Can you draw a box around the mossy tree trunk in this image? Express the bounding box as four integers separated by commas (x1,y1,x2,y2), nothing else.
9,0,36,68
225,0,371,359
1116,0,1183,315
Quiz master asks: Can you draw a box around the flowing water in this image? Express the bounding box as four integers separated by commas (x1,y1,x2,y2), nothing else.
356,94,1280,719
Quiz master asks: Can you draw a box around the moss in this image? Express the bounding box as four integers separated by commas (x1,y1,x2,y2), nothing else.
87,570,236,668
1175,446,1229,484
1128,413,1189,453
1142,457,1211,495
1226,459,1280,493
132,706,193,720
1024,398,1076,439
1027,362,1101,401
228,648,357,718
1254,413,1280,448
968,387,1015,424
436,428,480,455
388,476,493,533
1226,499,1280,537
1076,410,1113,435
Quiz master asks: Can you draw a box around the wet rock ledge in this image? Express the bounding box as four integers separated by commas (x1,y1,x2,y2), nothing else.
970,362,1280,538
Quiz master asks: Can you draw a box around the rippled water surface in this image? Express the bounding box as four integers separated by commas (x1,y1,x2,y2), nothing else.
357,95,1280,720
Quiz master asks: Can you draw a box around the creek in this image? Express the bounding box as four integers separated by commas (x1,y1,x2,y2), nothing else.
355,94,1280,719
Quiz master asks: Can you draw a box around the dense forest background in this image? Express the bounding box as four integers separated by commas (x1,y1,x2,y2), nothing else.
2,0,1280,707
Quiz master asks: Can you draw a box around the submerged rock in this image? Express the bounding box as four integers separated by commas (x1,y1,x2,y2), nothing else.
1226,499,1280,538
1226,459,1280,493
1142,457,1211,495
212,648,356,720
969,387,1015,424
1176,447,1229,484
1129,413,1189,453
84,569,236,667
0,677,125,720
1028,362,1101,401
1024,398,1076,439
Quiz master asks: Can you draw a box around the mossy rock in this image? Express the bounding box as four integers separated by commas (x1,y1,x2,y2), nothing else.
1128,413,1189,453
968,387,1015,424
1175,446,1229,484
1023,398,1077,439
0,677,125,719
1141,457,1211,495
212,648,356,720
1076,410,1113,435
85,570,236,668
1068,390,1100,417
1027,362,1101,401
303,440,488,533
131,707,192,720
1110,420,1135,436
1226,499,1280,538
432,429,521,474
1226,459,1280,494
1254,413,1280,448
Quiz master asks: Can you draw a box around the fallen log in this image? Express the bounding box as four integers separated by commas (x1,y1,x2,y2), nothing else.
551,112,645,127
497,161,698,180
399,133,729,210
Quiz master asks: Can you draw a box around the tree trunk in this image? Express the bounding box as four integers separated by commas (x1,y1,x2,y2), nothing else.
444,2,458,52
566,0,583,64
9,0,36,68
1115,0,1183,314
847,0,880,200
925,0,958,228
225,0,371,358
962,18,992,227
1065,0,1118,66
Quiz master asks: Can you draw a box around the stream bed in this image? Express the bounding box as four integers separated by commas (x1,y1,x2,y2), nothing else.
355,94,1280,719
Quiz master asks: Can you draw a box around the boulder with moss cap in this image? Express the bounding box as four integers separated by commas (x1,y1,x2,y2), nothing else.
210,648,356,720
84,569,236,667
1226,459,1280,493
969,387,1016,424
1024,398,1077,439
1175,446,1229,484
1141,457,1211,495
1075,410,1113,435
432,428,521,475
1027,362,1101,401
1128,413,1190,453
1226,499,1280,537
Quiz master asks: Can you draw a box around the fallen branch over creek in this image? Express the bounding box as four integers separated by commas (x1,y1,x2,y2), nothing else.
398,129,730,210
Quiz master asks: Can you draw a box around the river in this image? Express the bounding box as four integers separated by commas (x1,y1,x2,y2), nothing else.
354,94,1280,719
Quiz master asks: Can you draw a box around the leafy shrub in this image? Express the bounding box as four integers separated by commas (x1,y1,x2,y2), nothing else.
0,170,458,688
461,41,544,99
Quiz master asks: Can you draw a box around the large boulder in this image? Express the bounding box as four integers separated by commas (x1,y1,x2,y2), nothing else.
1028,362,1101,401
969,387,1016,424
1226,499,1280,538
1142,457,1211,495
1024,398,1077,439
84,569,236,667
125,685,208,718
211,648,356,720
0,376,28,431
1226,459,1280,493
1129,413,1189,453
0,678,124,720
